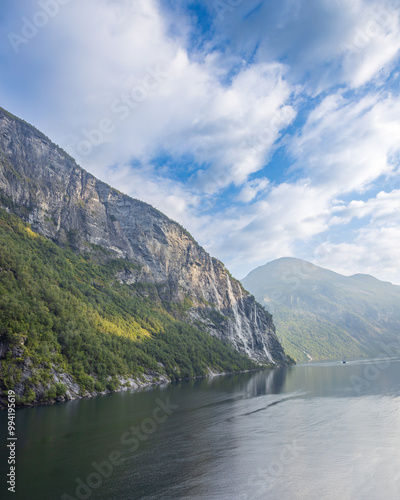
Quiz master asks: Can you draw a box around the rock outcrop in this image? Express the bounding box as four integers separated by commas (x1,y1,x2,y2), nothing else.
0,107,287,364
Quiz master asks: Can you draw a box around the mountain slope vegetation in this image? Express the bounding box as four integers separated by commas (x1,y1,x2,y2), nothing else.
242,257,400,362
0,208,257,405
0,105,290,406
0,105,287,368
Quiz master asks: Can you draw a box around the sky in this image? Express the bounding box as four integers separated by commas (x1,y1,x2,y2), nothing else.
1,0,400,284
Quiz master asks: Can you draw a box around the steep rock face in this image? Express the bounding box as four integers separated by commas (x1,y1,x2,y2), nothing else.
0,107,287,364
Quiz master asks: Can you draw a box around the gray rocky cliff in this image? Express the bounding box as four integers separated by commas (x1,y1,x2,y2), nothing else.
0,107,287,364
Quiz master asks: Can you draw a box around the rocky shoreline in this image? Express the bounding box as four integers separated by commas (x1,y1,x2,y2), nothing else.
0,368,171,410
0,365,275,410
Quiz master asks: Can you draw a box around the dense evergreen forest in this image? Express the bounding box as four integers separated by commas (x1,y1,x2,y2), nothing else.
0,208,257,405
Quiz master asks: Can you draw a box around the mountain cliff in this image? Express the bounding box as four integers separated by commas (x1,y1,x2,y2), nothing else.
0,107,288,405
242,257,400,362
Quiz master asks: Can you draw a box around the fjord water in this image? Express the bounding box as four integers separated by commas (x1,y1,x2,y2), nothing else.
1,359,400,500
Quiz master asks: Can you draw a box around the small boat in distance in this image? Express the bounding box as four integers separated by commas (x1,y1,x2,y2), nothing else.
342,359,346,364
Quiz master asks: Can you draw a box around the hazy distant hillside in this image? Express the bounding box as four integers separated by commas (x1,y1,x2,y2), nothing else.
242,257,400,362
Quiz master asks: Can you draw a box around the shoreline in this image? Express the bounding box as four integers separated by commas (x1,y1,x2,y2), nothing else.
0,364,279,410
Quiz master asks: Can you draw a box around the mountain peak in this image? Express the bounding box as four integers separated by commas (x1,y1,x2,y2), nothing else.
0,106,289,367
242,258,400,362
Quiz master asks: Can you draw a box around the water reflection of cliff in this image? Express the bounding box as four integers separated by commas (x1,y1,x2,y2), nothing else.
136,368,290,499
169,368,289,404
244,367,290,396
200,367,289,397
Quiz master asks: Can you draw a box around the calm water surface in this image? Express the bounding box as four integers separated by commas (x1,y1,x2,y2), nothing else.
1,358,400,500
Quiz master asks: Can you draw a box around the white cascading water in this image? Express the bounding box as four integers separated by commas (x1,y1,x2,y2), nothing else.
225,274,254,358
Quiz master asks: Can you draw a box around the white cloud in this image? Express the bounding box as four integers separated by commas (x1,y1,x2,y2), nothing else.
10,0,295,194
212,0,400,92
310,188,400,283
209,183,400,284
339,1,400,88
331,189,400,225
1,0,400,285
289,93,400,194
237,178,270,203
199,87,400,280
313,224,400,284
198,181,334,278
100,84,400,283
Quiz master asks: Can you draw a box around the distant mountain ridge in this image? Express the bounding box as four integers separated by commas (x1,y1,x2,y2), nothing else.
242,257,400,362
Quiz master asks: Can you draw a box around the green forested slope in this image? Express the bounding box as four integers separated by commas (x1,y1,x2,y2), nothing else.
0,208,256,404
242,257,400,362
